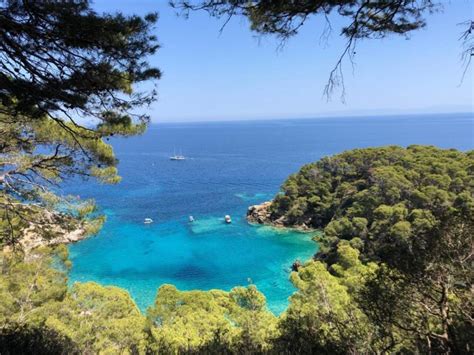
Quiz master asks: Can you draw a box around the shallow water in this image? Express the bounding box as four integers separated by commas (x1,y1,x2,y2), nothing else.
66,113,473,313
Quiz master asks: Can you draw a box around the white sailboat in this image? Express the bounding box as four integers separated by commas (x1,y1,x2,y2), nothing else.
170,148,186,161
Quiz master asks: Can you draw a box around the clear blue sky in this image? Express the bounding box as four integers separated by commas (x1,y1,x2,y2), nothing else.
93,0,473,122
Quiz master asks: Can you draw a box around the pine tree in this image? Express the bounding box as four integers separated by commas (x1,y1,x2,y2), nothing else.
0,1,161,246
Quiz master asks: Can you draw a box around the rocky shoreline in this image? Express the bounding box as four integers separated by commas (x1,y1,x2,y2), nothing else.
246,201,275,225
3,210,88,254
246,201,312,231
18,226,87,253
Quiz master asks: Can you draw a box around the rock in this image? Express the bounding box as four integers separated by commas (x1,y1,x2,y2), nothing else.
291,260,302,272
17,227,87,253
247,200,312,230
3,220,87,254
247,201,273,224
1,204,90,254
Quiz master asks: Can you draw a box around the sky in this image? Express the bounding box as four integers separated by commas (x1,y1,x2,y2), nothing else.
93,0,473,122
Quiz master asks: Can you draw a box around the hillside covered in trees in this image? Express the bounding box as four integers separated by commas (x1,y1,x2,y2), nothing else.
252,145,474,353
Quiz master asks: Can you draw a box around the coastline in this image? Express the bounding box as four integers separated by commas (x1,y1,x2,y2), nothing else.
18,226,87,253
3,210,89,254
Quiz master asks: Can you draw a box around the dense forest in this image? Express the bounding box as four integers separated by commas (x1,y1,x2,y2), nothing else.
260,145,474,353
0,1,472,354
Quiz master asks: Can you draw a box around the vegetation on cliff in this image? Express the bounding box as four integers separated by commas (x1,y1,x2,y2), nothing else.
268,145,473,352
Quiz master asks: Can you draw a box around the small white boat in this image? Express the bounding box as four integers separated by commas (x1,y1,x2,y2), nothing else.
170,155,185,161
144,218,153,224
170,149,186,160
224,215,232,224
189,216,195,222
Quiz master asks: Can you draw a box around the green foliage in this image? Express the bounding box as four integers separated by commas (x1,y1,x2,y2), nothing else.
0,112,120,246
269,145,473,353
1,1,160,121
0,247,279,354
271,145,472,265
275,244,379,354
0,0,160,247
172,1,441,97
0,249,148,354
45,283,147,354
146,284,277,353
0,247,68,325
173,1,435,40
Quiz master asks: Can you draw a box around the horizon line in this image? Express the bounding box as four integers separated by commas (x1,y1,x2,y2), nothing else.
150,111,474,125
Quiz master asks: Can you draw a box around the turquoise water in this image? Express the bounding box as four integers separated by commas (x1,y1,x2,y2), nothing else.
67,113,473,313
68,216,315,313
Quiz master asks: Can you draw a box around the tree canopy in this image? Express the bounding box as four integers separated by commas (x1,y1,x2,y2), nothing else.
0,0,160,246
269,146,472,265
1,0,160,124
266,145,473,352
174,1,437,37
172,0,472,97
0,246,279,354
146,284,277,353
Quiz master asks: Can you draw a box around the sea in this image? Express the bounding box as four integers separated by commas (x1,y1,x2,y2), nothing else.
65,113,474,314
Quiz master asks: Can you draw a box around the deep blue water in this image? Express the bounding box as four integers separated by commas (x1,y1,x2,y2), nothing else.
67,113,473,314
